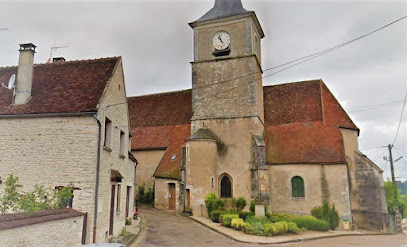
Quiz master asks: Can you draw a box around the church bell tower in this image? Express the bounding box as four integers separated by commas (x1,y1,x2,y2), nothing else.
189,0,265,122
185,0,269,215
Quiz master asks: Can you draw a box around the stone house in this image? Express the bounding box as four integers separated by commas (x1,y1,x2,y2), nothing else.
0,44,136,243
129,0,388,230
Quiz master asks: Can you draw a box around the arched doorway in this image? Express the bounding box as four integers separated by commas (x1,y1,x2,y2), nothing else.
219,174,232,198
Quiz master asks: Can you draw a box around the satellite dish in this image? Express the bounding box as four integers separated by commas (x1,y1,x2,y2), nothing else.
8,74,15,89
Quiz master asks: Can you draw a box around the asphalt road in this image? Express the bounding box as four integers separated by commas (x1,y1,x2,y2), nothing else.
134,206,407,247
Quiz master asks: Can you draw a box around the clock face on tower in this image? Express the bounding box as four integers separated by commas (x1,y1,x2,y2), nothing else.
212,31,231,51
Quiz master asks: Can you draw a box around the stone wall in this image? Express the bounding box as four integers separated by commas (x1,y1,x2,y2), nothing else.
154,178,180,211
268,164,352,224
0,115,98,243
132,150,166,190
188,117,264,214
351,151,388,230
340,128,388,230
0,209,85,247
95,57,135,242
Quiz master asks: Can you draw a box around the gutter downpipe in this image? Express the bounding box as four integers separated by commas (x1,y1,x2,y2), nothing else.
93,113,102,243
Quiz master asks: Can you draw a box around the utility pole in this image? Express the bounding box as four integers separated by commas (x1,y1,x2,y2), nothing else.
388,144,402,232
388,144,398,201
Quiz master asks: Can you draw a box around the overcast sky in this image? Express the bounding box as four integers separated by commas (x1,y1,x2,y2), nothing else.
0,0,406,180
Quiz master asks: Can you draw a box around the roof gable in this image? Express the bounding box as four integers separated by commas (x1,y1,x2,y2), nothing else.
0,57,119,115
264,80,323,126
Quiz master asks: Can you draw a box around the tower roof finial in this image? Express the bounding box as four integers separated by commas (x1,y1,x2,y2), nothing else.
197,0,249,22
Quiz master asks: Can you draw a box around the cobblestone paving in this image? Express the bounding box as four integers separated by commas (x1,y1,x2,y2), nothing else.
137,206,407,247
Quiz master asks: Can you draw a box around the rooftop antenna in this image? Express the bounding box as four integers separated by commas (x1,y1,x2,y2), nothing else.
48,44,69,63
1,74,16,90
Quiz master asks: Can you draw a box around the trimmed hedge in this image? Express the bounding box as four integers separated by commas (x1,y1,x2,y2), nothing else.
221,214,239,227
287,222,301,233
210,210,254,223
263,221,298,236
269,213,329,232
242,222,251,233
231,218,244,230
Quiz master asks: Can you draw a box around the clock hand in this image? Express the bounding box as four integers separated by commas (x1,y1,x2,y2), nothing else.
218,35,223,44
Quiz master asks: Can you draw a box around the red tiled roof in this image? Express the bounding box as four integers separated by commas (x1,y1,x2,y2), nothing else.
320,82,358,130
265,121,345,164
128,89,192,128
153,124,191,179
129,79,359,177
263,80,323,126
263,80,358,130
0,57,119,115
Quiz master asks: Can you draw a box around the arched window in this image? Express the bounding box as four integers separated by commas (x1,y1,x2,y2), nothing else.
291,176,304,198
220,174,232,198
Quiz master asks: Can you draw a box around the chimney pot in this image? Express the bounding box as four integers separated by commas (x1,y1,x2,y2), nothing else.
53,57,66,63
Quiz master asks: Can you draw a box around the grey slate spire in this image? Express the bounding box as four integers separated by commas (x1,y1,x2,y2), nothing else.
197,0,249,22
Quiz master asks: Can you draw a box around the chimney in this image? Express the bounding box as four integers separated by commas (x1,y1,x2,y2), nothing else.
14,43,36,105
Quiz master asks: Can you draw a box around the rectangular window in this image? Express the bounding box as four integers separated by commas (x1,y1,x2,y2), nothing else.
119,130,125,157
104,118,112,149
116,184,121,212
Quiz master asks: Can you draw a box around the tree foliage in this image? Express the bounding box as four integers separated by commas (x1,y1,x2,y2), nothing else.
384,181,406,217
0,174,73,215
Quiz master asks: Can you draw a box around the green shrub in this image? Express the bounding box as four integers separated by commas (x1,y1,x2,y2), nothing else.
242,222,251,233
245,222,264,235
245,215,272,225
210,210,233,223
287,222,301,233
292,216,330,231
238,211,254,220
269,213,329,231
231,218,244,230
250,199,255,212
137,185,154,205
263,223,274,236
311,201,339,230
236,197,247,211
205,194,227,215
221,214,239,227
0,174,73,215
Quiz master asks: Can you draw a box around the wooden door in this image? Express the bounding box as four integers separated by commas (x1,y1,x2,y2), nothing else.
126,186,130,218
168,183,176,210
186,189,190,210
109,184,116,235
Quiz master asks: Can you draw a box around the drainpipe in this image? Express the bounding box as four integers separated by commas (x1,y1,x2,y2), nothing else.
93,114,102,243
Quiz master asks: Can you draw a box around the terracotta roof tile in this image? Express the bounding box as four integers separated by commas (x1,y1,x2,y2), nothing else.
0,57,119,115
128,89,192,128
265,121,345,164
153,124,190,179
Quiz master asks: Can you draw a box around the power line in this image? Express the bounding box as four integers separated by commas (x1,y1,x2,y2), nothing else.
192,15,407,92
392,88,407,145
348,100,405,113
360,146,387,151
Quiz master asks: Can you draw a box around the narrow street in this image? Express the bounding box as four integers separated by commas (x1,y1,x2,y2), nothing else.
135,206,407,247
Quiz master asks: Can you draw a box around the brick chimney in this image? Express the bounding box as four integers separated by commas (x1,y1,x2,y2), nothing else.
14,43,36,105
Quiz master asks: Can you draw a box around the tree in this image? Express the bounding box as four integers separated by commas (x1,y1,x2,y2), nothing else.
384,180,406,218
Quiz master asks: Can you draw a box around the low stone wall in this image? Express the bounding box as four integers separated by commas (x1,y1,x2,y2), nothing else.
0,208,86,247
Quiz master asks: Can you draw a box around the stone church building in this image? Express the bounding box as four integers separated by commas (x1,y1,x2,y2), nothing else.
129,0,388,230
